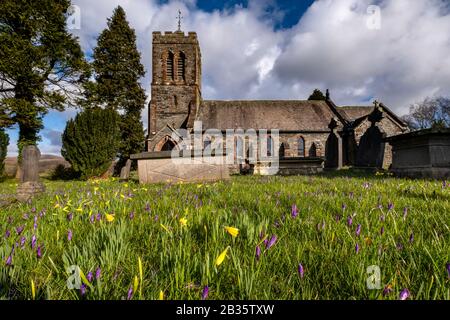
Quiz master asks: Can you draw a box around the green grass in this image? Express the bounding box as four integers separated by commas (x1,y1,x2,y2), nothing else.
0,173,449,300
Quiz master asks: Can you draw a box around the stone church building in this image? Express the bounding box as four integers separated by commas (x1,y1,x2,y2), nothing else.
146,30,408,171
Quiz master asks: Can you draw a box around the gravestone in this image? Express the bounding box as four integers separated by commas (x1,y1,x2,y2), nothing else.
325,118,343,169
356,105,386,168
120,159,132,180
17,145,45,202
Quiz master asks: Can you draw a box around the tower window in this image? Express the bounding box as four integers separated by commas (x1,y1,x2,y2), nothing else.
177,52,186,81
166,51,174,81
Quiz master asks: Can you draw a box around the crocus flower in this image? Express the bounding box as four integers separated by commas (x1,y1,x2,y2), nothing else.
383,285,393,296
129,212,135,220
266,235,277,250
388,203,394,211
31,235,37,249
67,213,73,222
16,226,24,235
5,230,10,238
356,224,362,237
68,230,73,241
89,215,95,224
347,216,353,227
96,213,102,221
403,207,408,220
255,246,261,261
154,215,159,222
380,227,385,236
5,255,12,266
20,236,26,248
36,245,42,259
298,264,304,279
201,286,209,300
291,204,298,218
87,272,93,283
127,287,133,300
396,242,403,251
399,288,410,300
409,233,414,244
355,243,360,254
80,284,87,296
445,263,450,279
96,267,102,280
342,204,347,211
33,216,38,230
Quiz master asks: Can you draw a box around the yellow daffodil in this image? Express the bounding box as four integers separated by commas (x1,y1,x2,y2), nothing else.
124,183,129,188
159,290,164,300
54,203,60,209
215,247,229,267
224,226,239,238
180,217,188,227
76,207,83,212
105,213,115,222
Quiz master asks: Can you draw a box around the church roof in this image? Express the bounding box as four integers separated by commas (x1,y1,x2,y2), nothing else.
197,100,337,131
337,106,374,121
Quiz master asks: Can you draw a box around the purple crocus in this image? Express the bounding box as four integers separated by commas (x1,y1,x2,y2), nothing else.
255,246,261,261
403,207,408,220
201,286,209,300
87,272,93,283
380,227,385,236
36,245,42,259
388,203,394,211
89,214,95,224
399,288,410,300
96,213,102,221
67,213,73,222
266,235,277,250
342,204,347,212
355,243,360,254
129,212,135,220
31,234,37,249
5,230,10,238
20,236,26,248
96,267,102,280
68,230,73,241
33,216,38,230
409,233,414,244
80,284,87,296
383,285,393,297
298,264,304,279
356,224,362,237
445,263,450,279
347,216,353,227
127,287,133,300
16,226,24,235
291,204,298,218
154,215,159,222
5,255,12,266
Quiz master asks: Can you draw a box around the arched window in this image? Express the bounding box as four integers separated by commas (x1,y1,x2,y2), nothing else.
298,137,305,157
166,51,174,81
267,135,274,157
177,52,186,81
309,143,317,157
161,140,175,151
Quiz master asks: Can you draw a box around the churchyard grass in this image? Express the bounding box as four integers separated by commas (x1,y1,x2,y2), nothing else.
0,172,449,300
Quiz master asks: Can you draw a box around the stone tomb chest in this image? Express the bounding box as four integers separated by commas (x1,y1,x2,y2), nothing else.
385,129,450,179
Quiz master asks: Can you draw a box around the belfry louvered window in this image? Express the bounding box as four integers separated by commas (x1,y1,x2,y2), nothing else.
167,51,174,81
178,52,186,81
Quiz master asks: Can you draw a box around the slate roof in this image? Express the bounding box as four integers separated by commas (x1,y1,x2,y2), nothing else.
197,100,338,131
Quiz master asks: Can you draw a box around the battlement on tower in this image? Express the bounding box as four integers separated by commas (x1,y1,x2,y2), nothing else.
152,31,199,44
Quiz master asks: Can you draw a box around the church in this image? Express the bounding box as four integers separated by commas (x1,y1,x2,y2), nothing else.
145,29,408,172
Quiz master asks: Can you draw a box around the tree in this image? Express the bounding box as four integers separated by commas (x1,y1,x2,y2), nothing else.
308,89,327,101
0,128,9,177
0,0,89,155
402,97,450,130
61,108,121,180
83,6,146,168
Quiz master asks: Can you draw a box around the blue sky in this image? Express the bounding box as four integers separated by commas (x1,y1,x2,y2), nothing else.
5,0,450,156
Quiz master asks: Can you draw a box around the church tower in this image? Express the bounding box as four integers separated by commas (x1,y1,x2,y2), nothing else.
148,30,202,151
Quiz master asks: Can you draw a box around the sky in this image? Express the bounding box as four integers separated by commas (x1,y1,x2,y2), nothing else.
5,0,450,156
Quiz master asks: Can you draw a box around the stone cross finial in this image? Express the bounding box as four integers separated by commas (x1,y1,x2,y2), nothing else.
373,100,380,108
177,10,183,31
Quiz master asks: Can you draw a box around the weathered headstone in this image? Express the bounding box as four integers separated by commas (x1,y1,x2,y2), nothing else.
325,118,343,169
356,105,386,168
120,159,132,180
17,145,45,202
